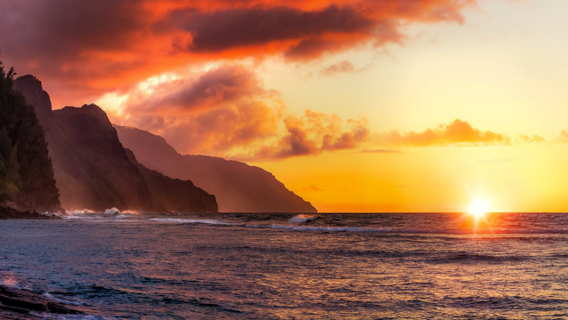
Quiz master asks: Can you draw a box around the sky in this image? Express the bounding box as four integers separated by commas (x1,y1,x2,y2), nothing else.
2,0,568,212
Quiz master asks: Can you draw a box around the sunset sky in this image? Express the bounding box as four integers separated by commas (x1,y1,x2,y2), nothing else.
2,0,568,212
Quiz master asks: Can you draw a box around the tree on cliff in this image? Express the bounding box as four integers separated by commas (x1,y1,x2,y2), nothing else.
0,59,60,211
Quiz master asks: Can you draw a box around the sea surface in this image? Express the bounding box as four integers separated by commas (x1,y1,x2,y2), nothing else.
2,212,568,319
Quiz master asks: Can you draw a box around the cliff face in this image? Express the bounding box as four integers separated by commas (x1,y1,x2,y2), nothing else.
14,76,217,213
125,149,218,213
51,104,157,211
1,72,59,212
11,75,53,121
115,126,317,213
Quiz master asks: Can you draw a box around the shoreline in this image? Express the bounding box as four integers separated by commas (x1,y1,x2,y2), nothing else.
0,207,60,220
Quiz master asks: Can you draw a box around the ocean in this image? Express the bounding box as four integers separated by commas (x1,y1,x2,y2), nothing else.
2,212,568,319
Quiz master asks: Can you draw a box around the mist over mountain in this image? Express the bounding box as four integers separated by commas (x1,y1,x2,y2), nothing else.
115,126,317,213
14,75,217,213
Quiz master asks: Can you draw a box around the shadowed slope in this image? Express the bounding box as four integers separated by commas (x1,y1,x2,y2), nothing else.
125,149,218,213
115,125,317,213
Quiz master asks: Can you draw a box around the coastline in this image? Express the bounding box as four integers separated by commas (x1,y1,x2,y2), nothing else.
0,207,60,220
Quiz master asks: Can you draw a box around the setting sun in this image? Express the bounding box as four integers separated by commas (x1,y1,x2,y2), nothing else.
468,198,491,219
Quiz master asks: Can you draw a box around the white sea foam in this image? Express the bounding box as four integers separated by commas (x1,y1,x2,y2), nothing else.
66,209,96,216
104,207,120,215
0,274,18,288
43,292,85,306
149,218,230,225
288,214,320,224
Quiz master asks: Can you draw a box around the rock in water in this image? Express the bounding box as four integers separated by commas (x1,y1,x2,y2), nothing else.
0,285,85,319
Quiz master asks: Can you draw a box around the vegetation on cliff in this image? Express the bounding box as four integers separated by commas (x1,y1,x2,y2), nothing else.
0,60,60,211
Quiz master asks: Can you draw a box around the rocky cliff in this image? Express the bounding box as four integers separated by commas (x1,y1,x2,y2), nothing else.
14,76,217,213
115,126,317,213
0,68,59,212
125,149,218,213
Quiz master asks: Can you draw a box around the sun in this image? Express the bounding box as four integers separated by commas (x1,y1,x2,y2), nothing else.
468,198,490,220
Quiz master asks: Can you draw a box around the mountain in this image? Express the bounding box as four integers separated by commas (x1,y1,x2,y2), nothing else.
0,67,59,212
14,75,217,213
115,126,317,213
124,149,217,213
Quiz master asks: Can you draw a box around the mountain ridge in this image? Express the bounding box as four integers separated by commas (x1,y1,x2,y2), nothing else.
115,125,317,213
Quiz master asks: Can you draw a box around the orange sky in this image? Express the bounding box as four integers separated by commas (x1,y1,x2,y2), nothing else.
2,0,568,212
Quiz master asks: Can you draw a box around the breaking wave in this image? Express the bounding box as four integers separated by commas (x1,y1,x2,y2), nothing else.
103,207,120,215
288,214,320,224
66,209,96,216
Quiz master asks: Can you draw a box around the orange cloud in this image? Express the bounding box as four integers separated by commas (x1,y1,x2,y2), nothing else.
0,0,477,106
380,119,511,147
125,66,264,115
114,65,370,159
241,110,371,160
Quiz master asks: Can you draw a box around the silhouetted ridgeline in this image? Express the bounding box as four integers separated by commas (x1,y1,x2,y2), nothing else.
125,149,217,213
14,75,217,213
0,63,60,212
115,126,318,213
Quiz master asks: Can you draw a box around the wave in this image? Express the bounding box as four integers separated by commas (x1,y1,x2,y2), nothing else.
66,209,97,216
288,214,320,224
149,218,231,225
103,207,120,215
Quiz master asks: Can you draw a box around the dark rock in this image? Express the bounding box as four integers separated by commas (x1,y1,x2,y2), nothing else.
12,75,53,121
0,207,59,220
0,285,83,319
125,149,218,213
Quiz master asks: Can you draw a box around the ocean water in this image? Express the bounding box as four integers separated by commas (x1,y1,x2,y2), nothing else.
2,212,568,319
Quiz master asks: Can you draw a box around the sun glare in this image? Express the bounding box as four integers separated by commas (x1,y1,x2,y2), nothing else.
468,198,490,219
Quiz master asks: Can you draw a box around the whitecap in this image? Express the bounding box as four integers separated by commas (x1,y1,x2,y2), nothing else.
288,214,320,224
65,209,96,216
103,207,120,215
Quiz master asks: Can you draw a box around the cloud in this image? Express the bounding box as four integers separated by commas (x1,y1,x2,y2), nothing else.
125,65,264,114
380,119,511,147
0,0,477,105
303,185,324,192
360,149,403,154
213,110,372,161
115,65,283,155
319,60,372,76
115,65,371,159
519,134,546,143
244,110,371,160
167,5,374,53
